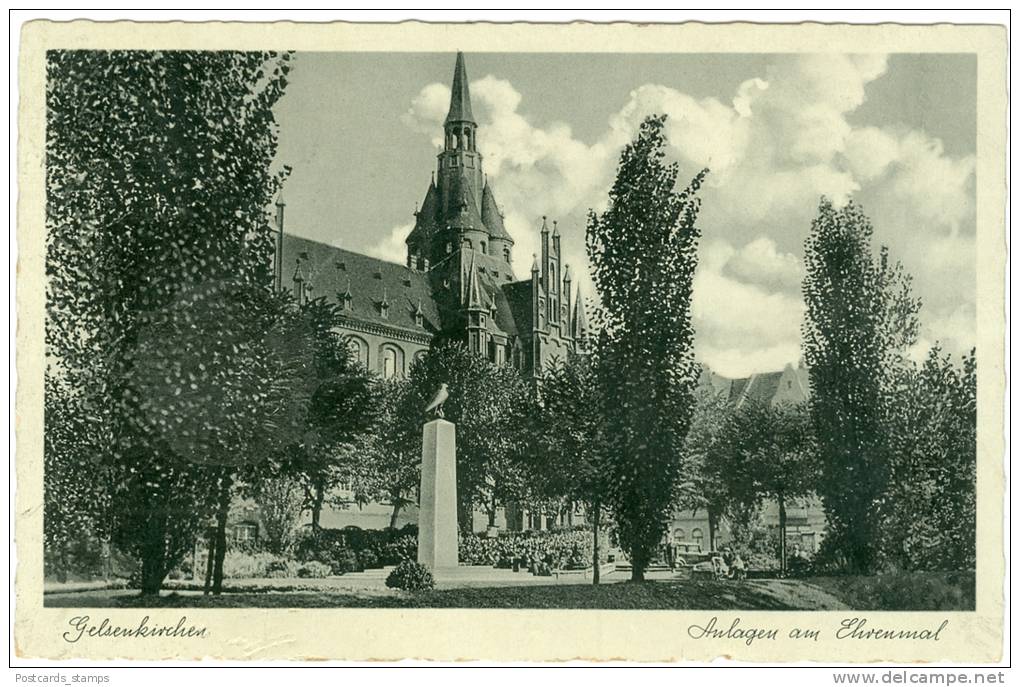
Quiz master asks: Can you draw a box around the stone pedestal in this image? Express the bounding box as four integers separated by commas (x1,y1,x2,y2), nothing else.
417,419,459,569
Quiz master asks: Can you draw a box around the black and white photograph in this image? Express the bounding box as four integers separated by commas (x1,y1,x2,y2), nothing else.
13,15,1007,666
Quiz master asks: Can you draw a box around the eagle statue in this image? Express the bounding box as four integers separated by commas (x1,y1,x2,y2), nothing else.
424,383,449,419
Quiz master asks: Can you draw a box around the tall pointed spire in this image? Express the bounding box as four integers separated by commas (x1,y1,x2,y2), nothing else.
572,285,589,342
446,51,475,124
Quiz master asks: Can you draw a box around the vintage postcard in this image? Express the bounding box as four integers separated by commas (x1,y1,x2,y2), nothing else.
15,20,1006,662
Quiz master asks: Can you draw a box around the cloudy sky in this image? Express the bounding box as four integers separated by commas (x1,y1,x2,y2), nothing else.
273,52,976,378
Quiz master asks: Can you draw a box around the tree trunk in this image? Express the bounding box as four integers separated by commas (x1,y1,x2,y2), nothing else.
458,500,473,535
388,495,402,530
202,529,216,595
57,541,69,583
139,508,167,596
707,508,719,552
487,493,497,528
140,554,165,596
778,491,787,577
211,470,233,595
629,542,648,582
591,500,601,585
310,478,324,531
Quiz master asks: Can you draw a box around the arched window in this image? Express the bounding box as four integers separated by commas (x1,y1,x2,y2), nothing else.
692,528,704,549
503,247,511,263
379,344,405,379
348,336,369,368
674,528,686,541
383,348,398,379
480,241,486,255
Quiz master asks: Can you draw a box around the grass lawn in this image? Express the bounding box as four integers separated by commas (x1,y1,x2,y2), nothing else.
46,577,850,610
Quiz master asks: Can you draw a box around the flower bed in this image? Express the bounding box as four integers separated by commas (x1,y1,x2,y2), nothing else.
459,528,610,571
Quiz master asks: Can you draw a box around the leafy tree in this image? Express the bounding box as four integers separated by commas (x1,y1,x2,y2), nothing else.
394,343,532,532
43,375,114,581
801,198,921,574
130,281,315,594
45,50,294,595
720,401,819,574
586,114,706,580
533,354,613,583
251,476,306,555
351,377,421,529
278,297,382,529
880,347,976,571
677,386,736,552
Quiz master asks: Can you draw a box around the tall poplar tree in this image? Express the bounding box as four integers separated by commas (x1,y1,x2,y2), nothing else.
46,50,295,595
801,198,920,574
586,115,706,580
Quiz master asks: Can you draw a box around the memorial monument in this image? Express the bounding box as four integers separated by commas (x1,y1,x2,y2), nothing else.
418,384,459,569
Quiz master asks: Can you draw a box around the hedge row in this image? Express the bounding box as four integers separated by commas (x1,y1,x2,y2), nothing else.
458,528,610,570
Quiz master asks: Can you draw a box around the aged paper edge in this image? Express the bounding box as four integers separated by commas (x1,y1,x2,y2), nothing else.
14,20,1008,663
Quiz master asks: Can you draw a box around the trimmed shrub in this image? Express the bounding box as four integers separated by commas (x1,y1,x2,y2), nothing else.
358,549,381,570
265,558,297,579
385,561,435,592
333,549,359,575
294,529,347,564
296,561,332,579
383,535,418,565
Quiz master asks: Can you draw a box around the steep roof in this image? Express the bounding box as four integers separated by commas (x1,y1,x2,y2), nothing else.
478,268,519,337
445,174,486,232
445,51,475,124
481,183,513,243
698,367,732,396
502,280,533,336
281,234,440,336
737,371,785,407
407,180,439,246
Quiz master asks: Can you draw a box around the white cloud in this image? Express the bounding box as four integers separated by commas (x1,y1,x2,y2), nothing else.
381,53,976,375
692,240,805,377
844,126,901,181
363,221,412,265
401,83,449,147
909,303,977,365
723,236,803,292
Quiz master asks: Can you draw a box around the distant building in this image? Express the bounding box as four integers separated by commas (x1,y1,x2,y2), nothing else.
671,360,828,555
264,52,588,534
273,52,588,382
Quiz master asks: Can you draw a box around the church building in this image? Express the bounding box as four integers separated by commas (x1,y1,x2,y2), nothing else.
274,52,588,381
